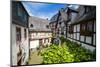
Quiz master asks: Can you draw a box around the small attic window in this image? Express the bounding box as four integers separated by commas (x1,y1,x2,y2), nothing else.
59,22,61,25
30,24,33,27
46,25,49,29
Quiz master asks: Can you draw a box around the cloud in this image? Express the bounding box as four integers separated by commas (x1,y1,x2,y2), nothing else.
22,2,58,20
68,4,79,9
22,1,66,20
22,2,52,16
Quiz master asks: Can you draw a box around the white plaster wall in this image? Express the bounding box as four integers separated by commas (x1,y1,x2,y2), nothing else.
74,25,76,32
71,13,77,23
81,43,95,52
42,39,44,44
64,31,66,36
31,33,34,39
76,33,80,40
71,34,73,38
67,33,70,37
46,39,48,45
12,24,29,65
30,40,39,49
61,22,65,27
21,27,25,65
80,36,85,41
21,28,29,65
76,24,80,32
74,33,76,39
11,24,17,66
86,36,92,44
49,38,51,44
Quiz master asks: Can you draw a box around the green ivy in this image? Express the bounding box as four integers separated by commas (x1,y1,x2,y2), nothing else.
40,37,96,64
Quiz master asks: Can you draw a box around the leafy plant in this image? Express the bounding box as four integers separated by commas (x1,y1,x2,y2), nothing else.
40,38,96,64
40,45,74,64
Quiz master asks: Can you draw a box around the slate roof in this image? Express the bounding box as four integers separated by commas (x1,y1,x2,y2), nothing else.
50,13,59,23
71,6,96,24
50,7,78,23
77,10,96,22
29,16,51,32
21,2,30,16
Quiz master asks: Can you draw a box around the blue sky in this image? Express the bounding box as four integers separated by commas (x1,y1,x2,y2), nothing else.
22,2,67,20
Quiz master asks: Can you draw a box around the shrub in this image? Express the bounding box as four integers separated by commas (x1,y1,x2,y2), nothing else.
40,38,96,64
40,45,74,64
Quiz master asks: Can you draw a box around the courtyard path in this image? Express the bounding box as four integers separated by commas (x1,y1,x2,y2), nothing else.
28,50,43,65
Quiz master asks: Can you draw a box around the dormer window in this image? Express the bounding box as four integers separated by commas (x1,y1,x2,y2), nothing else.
59,22,61,25
46,25,49,29
17,3,23,17
30,24,33,27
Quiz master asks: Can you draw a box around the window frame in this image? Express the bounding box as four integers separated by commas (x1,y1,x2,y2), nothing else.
30,24,33,28
16,27,21,42
24,29,27,39
69,25,74,34
80,21,93,36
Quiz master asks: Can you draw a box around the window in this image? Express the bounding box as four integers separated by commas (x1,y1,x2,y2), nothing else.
59,22,61,25
24,29,27,39
16,27,21,41
46,25,49,29
17,4,23,17
48,38,49,42
80,21,93,36
23,12,27,22
30,24,33,27
17,3,27,22
69,25,73,34
44,39,46,43
61,32,64,35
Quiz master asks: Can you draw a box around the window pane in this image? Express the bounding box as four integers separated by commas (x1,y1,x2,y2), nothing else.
87,21,93,32
24,29,27,39
16,27,21,41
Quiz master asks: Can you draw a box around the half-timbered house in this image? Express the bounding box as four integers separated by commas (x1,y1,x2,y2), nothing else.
29,16,52,52
11,1,29,66
50,5,96,51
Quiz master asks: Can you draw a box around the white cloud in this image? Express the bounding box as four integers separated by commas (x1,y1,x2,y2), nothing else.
22,2,52,16
68,4,79,9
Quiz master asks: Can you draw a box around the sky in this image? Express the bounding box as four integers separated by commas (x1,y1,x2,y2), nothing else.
22,2,67,20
